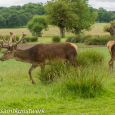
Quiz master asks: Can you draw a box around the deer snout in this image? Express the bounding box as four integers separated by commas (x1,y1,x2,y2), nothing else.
0,57,4,61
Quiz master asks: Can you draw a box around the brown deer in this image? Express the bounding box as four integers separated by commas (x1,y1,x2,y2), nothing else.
107,40,115,72
108,44,115,73
107,40,115,54
0,32,80,84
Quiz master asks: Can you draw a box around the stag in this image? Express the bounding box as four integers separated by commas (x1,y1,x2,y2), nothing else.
107,40,115,72
0,32,80,84
107,40,115,54
108,43,115,73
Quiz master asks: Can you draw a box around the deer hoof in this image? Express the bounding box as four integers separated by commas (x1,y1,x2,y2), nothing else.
31,80,36,84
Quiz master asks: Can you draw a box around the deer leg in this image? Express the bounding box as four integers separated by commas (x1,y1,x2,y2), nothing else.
29,65,37,84
112,62,113,72
109,58,115,73
68,55,80,67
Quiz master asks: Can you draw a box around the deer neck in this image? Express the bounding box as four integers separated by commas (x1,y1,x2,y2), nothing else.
14,49,30,62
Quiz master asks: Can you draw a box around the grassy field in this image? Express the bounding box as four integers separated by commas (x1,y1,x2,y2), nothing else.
0,23,115,115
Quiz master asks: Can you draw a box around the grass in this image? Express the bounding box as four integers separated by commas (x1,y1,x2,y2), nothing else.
0,23,115,114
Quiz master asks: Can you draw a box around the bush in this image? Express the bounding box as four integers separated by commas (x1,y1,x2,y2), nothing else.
66,36,74,42
85,35,114,45
23,36,38,43
66,35,84,43
77,50,104,66
52,36,61,43
71,35,83,43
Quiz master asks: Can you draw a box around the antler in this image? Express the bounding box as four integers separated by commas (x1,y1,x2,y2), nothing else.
0,32,26,49
13,32,26,46
0,32,13,48
1,32,13,46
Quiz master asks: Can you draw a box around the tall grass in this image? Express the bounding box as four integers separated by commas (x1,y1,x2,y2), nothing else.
61,65,104,98
39,50,104,98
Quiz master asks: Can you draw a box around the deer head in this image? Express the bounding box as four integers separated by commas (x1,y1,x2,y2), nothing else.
0,32,26,61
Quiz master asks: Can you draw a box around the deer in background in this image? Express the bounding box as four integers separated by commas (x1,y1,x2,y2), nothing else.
0,32,80,84
107,40,115,72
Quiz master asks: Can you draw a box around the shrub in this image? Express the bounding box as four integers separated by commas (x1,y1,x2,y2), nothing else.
22,36,38,43
30,36,38,42
52,36,61,43
85,35,114,45
71,35,83,43
66,36,74,42
66,35,84,43
77,50,104,66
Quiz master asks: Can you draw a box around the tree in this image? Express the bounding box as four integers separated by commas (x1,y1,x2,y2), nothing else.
98,8,112,23
27,15,48,37
45,0,96,37
0,15,6,28
7,13,21,28
45,0,78,38
19,14,28,27
67,0,97,34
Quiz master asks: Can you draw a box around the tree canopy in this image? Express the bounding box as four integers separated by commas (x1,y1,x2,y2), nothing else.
0,2,115,29
45,0,97,37
45,0,78,37
0,3,45,28
27,15,48,37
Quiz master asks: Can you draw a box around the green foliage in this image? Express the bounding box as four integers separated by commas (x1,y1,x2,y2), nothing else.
45,0,78,37
7,13,21,28
66,35,89,43
19,14,28,27
23,36,38,43
46,0,96,35
77,50,104,66
39,60,67,83
0,15,6,28
97,7,114,23
52,36,61,43
103,24,110,32
85,35,114,45
63,66,103,98
64,50,104,98
66,34,115,45
27,15,48,37
66,36,74,42
0,34,19,42
66,0,97,34
0,3,45,28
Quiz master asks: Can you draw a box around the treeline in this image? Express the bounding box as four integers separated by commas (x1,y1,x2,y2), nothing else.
0,2,115,28
90,7,115,23
0,2,45,28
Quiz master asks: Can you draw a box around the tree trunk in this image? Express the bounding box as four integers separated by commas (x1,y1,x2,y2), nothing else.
74,27,80,35
60,28,65,38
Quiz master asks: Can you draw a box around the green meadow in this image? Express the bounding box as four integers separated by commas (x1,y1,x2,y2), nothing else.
0,23,115,115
